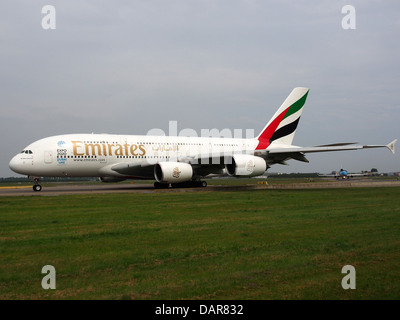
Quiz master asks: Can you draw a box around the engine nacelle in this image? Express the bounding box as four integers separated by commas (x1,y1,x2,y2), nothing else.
154,162,193,183
225,154,267,177
99,177,127,183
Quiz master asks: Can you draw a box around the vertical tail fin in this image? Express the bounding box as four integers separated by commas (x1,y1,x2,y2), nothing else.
256,87,309,150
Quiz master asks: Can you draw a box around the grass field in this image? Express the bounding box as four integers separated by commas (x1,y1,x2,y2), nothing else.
0,187,399,299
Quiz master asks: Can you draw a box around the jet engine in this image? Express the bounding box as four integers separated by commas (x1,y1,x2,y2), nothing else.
154,162,193,183
225,154,267,177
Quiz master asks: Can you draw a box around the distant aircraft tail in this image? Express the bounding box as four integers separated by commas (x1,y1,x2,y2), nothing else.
256,87,309,150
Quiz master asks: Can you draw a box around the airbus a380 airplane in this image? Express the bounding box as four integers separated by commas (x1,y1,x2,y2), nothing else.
9,87,397,191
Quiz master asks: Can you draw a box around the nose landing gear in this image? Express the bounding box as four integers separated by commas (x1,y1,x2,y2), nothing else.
32,178,42,192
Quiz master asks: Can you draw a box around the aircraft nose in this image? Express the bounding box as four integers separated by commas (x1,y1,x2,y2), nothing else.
9,155,24,174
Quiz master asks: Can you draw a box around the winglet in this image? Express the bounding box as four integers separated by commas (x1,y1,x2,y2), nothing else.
386,139,397,154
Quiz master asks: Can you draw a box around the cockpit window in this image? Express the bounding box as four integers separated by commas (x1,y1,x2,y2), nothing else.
20,150,33,154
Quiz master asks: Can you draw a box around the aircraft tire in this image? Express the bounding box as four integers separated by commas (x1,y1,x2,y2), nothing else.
33,185,42,192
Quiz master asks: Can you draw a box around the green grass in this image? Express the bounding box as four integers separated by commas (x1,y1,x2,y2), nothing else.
0,187,399,299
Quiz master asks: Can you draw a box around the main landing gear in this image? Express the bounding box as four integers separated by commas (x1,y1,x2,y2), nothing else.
154,180,207,189
32,178,42,192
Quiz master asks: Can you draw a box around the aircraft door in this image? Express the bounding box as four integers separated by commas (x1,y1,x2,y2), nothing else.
242,142,247,154
44,151,53,164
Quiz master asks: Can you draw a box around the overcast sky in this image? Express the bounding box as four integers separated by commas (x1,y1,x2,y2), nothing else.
1,0,399,177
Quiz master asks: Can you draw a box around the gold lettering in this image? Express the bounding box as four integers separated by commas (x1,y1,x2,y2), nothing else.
85,143,102,156
72,141,84,156
130,144,138,156
139,144,146,156
115,144,123,156
108,144,115,156
124,143,129,156
72,141,151,158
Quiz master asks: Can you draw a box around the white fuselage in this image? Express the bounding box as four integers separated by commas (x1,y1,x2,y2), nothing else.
9,134,259,179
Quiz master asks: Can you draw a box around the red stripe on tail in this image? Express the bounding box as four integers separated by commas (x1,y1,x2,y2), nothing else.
255,106,289,150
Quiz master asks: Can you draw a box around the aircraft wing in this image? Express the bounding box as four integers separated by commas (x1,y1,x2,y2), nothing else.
104,139,397,177
345,172,370,177
106,154,227,179
177,152,230,177
268,140,397,154
318,172,369,178
256,139,397,165
100,162,155,179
